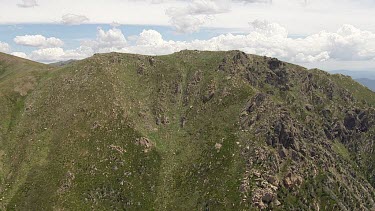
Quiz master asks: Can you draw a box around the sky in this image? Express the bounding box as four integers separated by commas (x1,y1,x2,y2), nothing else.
1,0,375,72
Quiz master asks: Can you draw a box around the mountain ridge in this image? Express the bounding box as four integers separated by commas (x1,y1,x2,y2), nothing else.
0,50,374,210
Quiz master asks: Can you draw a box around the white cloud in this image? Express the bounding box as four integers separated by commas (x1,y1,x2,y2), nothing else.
29,47,91,62
11,52,29,59
17,21,375,66
165,0,271,33
61,14,89,25
165,0,231,33
0,42,11,53
250,19,288,38
14,35,64,48
30,48,65,62
81,27,127,53
110,21,121,28
17,0,38,8
293,52,330,63
136,30,164,46
1,0,375,37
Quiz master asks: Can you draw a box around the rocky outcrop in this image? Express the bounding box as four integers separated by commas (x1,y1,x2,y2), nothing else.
135,137,154,153
268,58,284,71
283,173,303,189
344,109,372,132
240,93,267,128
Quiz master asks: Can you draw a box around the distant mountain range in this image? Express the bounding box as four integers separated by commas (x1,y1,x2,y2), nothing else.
356,78,375,91
49,59,77,67
329,70,375,91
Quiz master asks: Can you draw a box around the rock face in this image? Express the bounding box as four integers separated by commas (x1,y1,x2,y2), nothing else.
0,51,374,210
268,58,284,70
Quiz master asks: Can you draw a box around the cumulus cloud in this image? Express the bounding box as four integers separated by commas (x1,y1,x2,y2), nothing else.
166,0,270,33
61,14,89,25
110,21,121,28
18,21,375,64
166,0,230,33
11,52,29,59
30,48,66,62
29,47,92,62
81,27,128,53
0,42,11,53
17,0,38,8
14,35,64,48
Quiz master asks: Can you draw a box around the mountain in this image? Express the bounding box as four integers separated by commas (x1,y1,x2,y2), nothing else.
356,78,375,92
329,70,375,92
0,51,374,210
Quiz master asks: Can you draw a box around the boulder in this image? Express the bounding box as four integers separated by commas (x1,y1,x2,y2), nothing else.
305,104,314,111
135,137,154,153
262,192,274,203
267,175,279,186
283,173,303,189
215,143,222,150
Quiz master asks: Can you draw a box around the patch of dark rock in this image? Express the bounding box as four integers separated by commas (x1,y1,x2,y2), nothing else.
271,119,300,151
278,146,288,159
267,176,279,186
268,58,284,70
137,65,145,75
265,68,289,89
344,113,357,130
232,51,249,66
217,58,227,71
148,57,155,66
245,93,267,113
262,192,274,204
321,109,332,120
343,109,371,132
290,150,300,161
246,70,259,87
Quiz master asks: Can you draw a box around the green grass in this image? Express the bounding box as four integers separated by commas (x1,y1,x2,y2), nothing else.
0,51,375,210
331,73,375,106
332,141,351,161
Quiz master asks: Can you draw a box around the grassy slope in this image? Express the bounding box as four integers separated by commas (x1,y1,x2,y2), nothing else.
0,53,53,209
0,51,374,210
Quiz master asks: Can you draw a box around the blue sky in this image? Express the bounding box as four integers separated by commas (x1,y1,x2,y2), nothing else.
0,24,236,53
1,0,375,72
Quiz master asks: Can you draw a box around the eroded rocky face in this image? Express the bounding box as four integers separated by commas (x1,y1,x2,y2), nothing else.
218,51,375,209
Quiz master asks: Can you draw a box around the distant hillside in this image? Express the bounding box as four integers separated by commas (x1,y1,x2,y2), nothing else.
329,70,375,92
0,51,374,210
329,70,375,80
49,59,77,67
356,78,375,91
